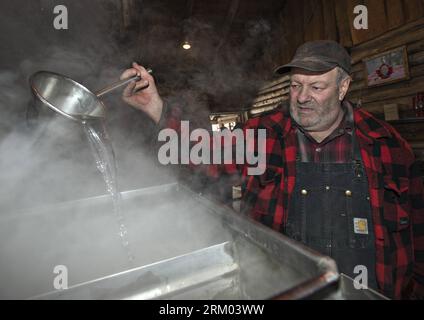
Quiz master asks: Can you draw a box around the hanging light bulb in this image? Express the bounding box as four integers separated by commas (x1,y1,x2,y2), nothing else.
182,41,191,50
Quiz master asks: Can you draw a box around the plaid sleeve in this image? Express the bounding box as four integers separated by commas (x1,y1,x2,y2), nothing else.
156,100,183,132
408,159,424,299
155,101,242,180
386,127,424,300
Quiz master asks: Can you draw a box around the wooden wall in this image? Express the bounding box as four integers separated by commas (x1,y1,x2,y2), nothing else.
347,17,424,117
275,0,424,117
277,0,424,67
347,17,424,148
251,1,424,150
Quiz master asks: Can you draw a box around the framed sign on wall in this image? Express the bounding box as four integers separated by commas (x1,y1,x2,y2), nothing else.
363,46,410,87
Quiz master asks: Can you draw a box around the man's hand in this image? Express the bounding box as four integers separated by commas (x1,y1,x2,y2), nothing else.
120,62,163,124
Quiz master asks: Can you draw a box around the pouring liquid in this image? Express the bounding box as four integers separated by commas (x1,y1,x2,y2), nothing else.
83,121,135,264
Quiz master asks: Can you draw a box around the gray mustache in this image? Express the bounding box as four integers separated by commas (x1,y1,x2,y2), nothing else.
296,103,316,108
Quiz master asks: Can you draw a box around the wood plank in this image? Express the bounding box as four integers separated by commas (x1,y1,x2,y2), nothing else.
349,79,365,92
322,0,338,40
270,15,286,69
279,0,305,64
410,61,424,77
351,71,363,82
303,0,315,42
363,0,388,42
254,90,288,104
353,29,424,64
351,16,424,54
407,38,424,54
351,62,363,73
347,74,424,104
360,95,414,114
258,74,290,91
409,51,424,66
252,96,287,108
350,17,424,63
258,82,290,96
292,0,306,48
402,0,424,22
249,104,283,116
277,9,291,66
310,0,325,41
334,0,353,47
385,0,405,30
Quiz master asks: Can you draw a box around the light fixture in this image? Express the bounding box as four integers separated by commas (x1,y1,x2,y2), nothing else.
182,41,191,50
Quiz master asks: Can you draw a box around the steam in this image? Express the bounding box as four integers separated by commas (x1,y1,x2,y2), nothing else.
0,0,285,299
0,0,175,212
132,5,280,199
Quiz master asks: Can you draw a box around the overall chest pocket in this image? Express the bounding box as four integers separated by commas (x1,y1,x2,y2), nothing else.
382,176,410,232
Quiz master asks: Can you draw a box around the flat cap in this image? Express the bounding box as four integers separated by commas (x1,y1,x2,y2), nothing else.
274,40,351,75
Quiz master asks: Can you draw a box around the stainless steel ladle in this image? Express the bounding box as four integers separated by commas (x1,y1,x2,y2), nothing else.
29,69,152,122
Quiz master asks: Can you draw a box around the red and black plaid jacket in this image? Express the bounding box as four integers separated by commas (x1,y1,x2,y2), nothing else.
158,100,424,300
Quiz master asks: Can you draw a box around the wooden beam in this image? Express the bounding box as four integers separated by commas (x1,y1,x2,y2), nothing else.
253,89,289,104
363,0,388,40
278,4,292,65
322,0,338,40
310,0,325,40
303,0,325,42
278,0,305,65
258,74,290,91
303,0,314,42
385,0,405,30
258,82,290,96
360,95,414,114
252,96,287,108
347,74,424,104
291,0,305,52
402,0,424,22
410,51,424,66
334,0,353,47
407,38,424,54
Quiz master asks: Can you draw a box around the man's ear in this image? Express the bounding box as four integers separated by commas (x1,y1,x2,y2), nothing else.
339,77,351,101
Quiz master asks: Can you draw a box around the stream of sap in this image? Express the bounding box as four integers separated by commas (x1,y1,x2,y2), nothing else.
83,121,135,264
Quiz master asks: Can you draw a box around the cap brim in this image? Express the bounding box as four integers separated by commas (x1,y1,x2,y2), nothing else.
274,59,337,75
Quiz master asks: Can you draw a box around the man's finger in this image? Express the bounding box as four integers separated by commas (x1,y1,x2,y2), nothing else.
120,68,138,81
134,79,149,91
122,81,137,97
133,62,154,82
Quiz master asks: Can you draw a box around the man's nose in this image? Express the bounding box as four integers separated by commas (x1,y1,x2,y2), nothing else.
297,87,311,104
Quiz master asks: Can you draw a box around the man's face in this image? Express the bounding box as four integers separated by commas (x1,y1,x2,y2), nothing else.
289,68,342,132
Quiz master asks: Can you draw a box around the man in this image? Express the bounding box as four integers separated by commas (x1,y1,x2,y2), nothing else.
120,40,424,299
